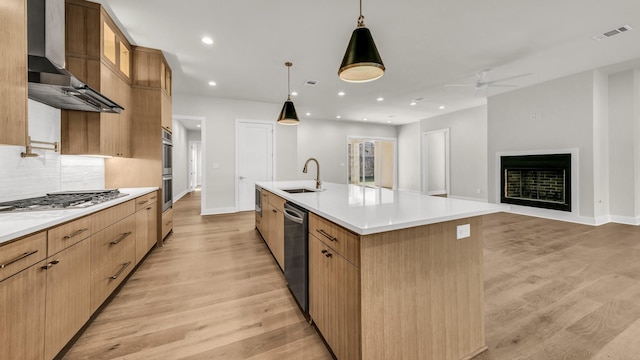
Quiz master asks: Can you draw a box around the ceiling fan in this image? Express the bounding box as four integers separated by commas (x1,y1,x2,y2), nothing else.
445,69,531,94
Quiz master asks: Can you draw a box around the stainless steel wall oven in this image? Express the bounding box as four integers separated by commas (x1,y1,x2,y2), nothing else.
162,129,173,211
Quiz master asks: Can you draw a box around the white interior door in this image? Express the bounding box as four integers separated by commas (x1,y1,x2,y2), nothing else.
422,129,450,195
189,141,202,190
237,121,274,211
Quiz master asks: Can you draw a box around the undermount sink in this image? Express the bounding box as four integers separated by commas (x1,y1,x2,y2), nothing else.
281,188,318,194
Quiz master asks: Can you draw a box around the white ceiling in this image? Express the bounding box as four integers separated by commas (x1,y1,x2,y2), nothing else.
95,0,640,125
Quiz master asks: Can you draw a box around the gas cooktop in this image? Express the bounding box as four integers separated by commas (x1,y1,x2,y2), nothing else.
0,189,127,213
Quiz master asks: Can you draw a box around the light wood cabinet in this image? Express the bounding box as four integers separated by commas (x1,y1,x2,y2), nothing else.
162,207,173,241
0,259,46,360
90,214,136,313
309,233,361,360
268,193,285,270
0,232,47,282
132,46,173,132
43,240,91,360
136,198,158,263
0,193,155,360
309,213,486,360
0,0,27,146
62,0,132,157
48,216,91,255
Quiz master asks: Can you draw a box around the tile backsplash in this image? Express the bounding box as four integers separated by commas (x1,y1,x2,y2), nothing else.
0,100,104,202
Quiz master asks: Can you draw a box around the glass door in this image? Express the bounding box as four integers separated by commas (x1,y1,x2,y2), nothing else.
347,137,397,189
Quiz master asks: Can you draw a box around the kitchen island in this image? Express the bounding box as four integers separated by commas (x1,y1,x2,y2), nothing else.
257,181,507,360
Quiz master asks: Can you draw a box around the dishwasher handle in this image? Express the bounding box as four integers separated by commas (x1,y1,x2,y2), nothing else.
284,206,305,224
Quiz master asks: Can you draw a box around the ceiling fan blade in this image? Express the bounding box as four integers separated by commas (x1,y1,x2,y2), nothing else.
486,84,518,87
485,73,532,85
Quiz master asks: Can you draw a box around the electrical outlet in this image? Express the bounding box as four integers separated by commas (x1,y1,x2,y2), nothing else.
456,224,471,239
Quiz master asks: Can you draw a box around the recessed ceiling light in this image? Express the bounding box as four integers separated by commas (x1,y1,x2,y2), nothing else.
336,115,341,119
197,124,201,128
377,97,384,102
208,81,217,86
410,102,417,106
291,91,298,96
201,37,214,45
439,105,445,110
305,112,311,116
387,120,391,123
363,118,368,121
338,91,346,96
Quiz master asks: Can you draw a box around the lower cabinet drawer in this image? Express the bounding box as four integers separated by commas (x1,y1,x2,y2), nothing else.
90,215,136,313
48,216,91,255
0,231,47,282
162,208,173,240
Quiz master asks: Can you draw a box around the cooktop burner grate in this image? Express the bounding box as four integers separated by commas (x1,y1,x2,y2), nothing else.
0,189,125,212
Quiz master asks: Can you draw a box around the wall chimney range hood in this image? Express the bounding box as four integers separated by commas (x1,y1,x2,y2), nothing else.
27,0,123,113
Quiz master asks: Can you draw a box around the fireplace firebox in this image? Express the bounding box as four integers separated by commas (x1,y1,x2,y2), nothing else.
500,154,571,212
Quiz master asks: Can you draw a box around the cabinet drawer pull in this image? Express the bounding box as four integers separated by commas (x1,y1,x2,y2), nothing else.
110,261,131,280
146,206,152,210
1,250,39,268
109,231,132,245
321,249,328,254
137,200,148,205
150,196,157,200
63,228,89,239
317,229,337,242
272,209,277,213
166,221,172,226
41,259,60,270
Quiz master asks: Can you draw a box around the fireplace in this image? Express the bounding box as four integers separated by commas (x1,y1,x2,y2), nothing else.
500,154,571,211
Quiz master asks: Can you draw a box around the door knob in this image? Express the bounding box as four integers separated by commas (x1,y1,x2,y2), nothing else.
239,176,246,180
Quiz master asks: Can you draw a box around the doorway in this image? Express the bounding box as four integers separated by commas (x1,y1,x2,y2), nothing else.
188,141,202,191
347,137,397,189
422,128,450,196
236,120,275,211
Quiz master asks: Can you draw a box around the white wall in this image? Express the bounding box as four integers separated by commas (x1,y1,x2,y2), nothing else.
296,118,397,184
608,69,640,223
172,95,297,212
172,120,189,201
397,122,421,191
421,105,488,200
187,131,201,142
488,71,597,219
0,101,104,202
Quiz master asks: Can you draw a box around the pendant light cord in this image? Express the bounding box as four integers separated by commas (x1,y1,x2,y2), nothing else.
357,0,365,27
286,62,292,100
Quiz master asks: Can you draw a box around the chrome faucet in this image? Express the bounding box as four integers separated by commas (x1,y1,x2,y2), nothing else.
303,158,321,189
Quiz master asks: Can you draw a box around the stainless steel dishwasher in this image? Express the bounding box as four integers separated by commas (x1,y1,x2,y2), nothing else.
283,201,309,314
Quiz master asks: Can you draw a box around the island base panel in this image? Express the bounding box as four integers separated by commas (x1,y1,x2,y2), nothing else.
360,216,485,360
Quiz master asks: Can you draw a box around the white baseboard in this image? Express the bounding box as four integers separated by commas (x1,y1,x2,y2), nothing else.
506,204,601,226
449,195,489,203
609,215,640,226
173,189,189,202
201,207,238,216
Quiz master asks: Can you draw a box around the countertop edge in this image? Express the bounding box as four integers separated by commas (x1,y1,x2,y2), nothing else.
257,181,509,235
0,187,159,244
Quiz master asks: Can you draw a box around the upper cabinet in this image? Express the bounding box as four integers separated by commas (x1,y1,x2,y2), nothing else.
62,0,132,157
0,0,27,146
133,46,173,132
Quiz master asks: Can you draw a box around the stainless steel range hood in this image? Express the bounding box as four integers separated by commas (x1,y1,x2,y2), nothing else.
27,0,123,113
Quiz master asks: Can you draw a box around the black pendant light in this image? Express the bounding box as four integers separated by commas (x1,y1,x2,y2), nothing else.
338,0,385,83
277,62,299,125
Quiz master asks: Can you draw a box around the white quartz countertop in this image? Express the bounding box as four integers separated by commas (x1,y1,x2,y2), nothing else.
0,187,158,244
256,181,509,235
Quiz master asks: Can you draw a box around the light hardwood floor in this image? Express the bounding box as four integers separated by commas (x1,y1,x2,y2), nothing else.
63,191,640,360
